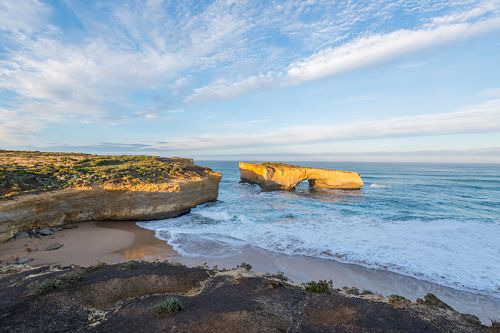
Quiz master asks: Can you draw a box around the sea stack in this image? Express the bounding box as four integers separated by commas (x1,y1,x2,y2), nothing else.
0,151,222,241
239,162,363,191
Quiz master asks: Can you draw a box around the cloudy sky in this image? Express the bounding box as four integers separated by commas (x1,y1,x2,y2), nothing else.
1,0,500,162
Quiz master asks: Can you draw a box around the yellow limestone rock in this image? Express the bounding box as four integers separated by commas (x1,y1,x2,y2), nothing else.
239,162,363,191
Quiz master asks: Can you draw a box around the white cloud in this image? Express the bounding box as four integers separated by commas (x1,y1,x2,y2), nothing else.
186,73,279,102
481,87,500,98
0,1,256,143
286,16,500,83
1,0,498,147
221,119,272,129
189,4,500,101
430,1,498,25
158,98,500,150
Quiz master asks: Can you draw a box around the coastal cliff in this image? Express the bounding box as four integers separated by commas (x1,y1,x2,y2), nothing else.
239,162,363,191
0,151,221,241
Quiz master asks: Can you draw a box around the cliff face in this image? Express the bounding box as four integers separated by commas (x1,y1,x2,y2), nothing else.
0,176,221,241
239,162,363,191
0,151,221,241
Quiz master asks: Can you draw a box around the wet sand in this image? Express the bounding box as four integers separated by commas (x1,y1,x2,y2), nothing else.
0,221,176,267
1,221,498,323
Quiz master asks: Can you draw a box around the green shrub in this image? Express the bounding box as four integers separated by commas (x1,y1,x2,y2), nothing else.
121,261,136,270
154,297,184,315
304,280,333,294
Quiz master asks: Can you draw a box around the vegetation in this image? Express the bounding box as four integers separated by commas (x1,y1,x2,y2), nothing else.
86,261,107,272
262,162,303,169
0,150,207,200
27,270,84,295
154,297,184,315
303,280,333,294
121,261,136,270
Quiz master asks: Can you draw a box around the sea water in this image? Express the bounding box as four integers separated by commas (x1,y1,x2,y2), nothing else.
139,161,500,300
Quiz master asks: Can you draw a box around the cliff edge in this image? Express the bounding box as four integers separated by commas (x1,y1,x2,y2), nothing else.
239,162,363,191
0,151,221,241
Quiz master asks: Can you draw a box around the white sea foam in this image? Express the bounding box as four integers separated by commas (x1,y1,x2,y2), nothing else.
369,183,390,188
140,209,500,298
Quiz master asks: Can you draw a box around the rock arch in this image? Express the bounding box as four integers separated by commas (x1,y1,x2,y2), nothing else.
239,162,363,191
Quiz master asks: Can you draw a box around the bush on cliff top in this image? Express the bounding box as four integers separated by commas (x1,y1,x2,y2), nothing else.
0,150,207,200
304,280,333,294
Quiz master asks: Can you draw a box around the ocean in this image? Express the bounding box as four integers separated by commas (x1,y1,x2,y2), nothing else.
139,161,500,300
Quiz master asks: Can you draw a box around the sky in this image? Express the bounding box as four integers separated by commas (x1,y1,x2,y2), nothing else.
1,0,500,162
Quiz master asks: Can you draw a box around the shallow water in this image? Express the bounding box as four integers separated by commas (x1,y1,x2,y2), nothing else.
139,161,500,303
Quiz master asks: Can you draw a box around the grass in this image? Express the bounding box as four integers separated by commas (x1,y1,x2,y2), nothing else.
27,270,84,295
154,297,184,315
86,261,107,272
0,150,209,200
304,280,333,294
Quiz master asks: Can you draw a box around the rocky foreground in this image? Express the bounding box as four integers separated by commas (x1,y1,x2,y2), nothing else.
239,162,364,191
0,261,495,333
0,151,221,241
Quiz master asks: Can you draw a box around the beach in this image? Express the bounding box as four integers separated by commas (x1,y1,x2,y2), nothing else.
0,221,176,267
1,219,499,324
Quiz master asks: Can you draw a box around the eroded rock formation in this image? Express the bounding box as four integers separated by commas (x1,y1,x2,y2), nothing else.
0,151,221,241
239,162,363,191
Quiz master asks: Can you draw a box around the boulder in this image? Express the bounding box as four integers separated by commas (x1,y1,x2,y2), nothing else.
45,242,64,251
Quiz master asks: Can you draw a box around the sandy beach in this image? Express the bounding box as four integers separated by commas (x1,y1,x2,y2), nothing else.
0,221,176,267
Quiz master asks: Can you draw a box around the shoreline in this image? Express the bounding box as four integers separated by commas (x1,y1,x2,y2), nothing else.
1,220,498,324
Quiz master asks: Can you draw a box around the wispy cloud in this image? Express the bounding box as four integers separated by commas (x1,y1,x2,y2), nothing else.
157,98,500,150
221,119,272,129
189,3,500,101
481,87,500,98
0,0,498,152
286,16,500,84
0,0,253,142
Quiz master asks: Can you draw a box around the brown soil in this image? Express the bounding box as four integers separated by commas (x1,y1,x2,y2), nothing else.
0,262,493,333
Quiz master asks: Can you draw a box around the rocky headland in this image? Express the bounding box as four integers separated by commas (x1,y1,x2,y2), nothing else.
0,261,494,333
0,150,221,241
239,162,364,191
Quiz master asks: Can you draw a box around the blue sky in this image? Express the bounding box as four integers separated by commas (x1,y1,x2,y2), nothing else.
1,0,500,162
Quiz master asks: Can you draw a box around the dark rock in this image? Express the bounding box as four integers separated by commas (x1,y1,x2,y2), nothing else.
62,225,78,229
423,293,453,310
389,294,411,305
38,228,54,236
45,242,64,251
13,232,29,240
239,262,252,271
461,314,481,325
343,286,360,295
15,257,33,264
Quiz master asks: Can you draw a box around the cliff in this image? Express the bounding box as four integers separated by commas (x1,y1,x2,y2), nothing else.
239,162,363,191
0,151,221,241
